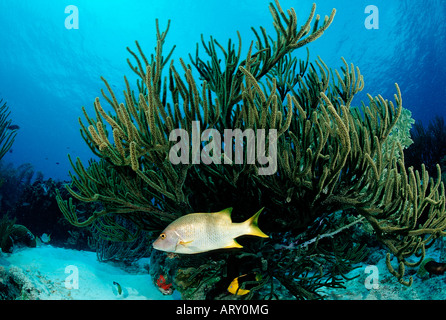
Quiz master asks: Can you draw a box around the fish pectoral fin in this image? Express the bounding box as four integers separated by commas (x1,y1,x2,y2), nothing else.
179,240,193,246
223,239,243,249
174,239,193,251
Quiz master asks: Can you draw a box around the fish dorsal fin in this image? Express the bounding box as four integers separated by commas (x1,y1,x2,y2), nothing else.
217,207,233,220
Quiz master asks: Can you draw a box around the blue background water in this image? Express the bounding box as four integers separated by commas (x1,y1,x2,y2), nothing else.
0,0,445,181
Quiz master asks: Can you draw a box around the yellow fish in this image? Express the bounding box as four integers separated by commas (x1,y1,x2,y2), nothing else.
152,207,268,254
228,273,262,295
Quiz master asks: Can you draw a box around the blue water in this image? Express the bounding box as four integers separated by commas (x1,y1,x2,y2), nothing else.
0,0,445,180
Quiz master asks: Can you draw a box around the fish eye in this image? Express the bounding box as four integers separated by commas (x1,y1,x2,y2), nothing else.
160,233,166,240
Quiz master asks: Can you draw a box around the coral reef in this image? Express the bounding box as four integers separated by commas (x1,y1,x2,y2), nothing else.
0,215,36,253
56,0,446,298
404,115,446,178
0,266,41,300
0,162,41,214
0,99,17,161
6,178,93,250
0,215,15,252
89,215,152,263
56,1,336,235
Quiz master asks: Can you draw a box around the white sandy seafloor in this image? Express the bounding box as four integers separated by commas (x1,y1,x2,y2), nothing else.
0,245,179,300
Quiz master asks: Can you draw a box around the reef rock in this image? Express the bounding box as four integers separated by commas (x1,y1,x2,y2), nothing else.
0,265,40,300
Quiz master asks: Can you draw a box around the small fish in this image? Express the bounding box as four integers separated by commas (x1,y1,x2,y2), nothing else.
40,233,51,243
152,208,268,254
113,281,122,295
228,273,262,295
424,260,446,275
7,124,20,130
156,275,173,295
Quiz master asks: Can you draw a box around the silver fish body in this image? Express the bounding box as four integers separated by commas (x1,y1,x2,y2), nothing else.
152,208,268,254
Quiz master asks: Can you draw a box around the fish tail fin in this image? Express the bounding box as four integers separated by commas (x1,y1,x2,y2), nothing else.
244,207,269,238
